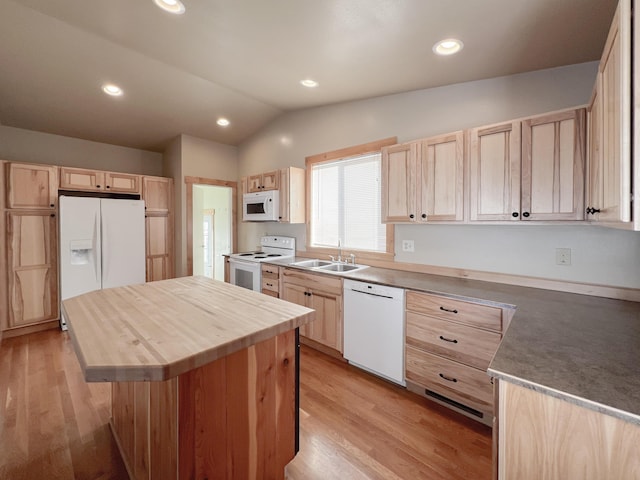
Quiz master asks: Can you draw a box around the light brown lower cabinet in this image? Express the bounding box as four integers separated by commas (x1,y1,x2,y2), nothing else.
498,381,640,479
261,264,280,297
281,268,343,354
405,290,506,424
6,210,58,329
111,330,297,480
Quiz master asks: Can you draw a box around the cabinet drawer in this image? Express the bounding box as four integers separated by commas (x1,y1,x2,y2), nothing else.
406,311,501,370
406,291,502,332
261,264,279,280
261,277,279,294
406,346,493,415
282,268,342,296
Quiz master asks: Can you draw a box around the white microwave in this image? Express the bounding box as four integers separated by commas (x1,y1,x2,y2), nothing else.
243,190,280,222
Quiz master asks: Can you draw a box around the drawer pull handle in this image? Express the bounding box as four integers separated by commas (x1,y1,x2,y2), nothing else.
439,335,458,344
266,283,273,287
439,306,458,314
439,373,458,383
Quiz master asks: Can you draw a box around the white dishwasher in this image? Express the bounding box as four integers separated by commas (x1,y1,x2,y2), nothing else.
343,279,405,386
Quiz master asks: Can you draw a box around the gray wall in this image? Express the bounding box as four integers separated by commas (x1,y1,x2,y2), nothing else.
237,62,640,288
0,125,163,175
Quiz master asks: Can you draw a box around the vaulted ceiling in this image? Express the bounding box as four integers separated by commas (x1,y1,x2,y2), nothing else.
0,0,617,151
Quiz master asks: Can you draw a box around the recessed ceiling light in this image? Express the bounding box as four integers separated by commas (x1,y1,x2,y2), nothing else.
153,0,186,15
217,118,230,127
432,38,464,56
300,79,319,88
102,84,123,96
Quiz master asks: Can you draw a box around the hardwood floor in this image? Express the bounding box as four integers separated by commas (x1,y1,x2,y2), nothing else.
0,330,492,479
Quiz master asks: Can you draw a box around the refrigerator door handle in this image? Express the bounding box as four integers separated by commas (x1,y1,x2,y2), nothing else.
101,207,109,284
93,209,102,286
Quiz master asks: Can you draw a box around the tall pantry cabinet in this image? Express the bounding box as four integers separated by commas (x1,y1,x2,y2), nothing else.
4,163,59,335
0,161,175,339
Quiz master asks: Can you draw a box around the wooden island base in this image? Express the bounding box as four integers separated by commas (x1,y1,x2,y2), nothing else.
110,330,297,480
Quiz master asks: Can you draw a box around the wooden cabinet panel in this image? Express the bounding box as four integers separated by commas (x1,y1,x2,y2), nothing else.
279,167,305,223
60,167,141,194
282,268,342,352
105,172,141,194
6,211,58,327
261,264,279,296
469,122,521,221
142,176,172,214
406,346,493,415
381,142,418,222
406,290,502,332
499,381,640,480
145,215,173,282
248,171,279,192
521,109,585,220
60,167,105,191
419,131,464,222
406,311,501,370
586,79,603,219
7,163,58,209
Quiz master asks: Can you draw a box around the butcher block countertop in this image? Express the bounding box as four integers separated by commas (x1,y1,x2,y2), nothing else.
268,258,640,424
62,276,314,383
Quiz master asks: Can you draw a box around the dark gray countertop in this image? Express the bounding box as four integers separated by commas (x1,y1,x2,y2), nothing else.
268,257,640,424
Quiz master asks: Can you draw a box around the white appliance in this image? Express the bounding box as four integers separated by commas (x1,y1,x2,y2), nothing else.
59,195,146,330
343,279,406,386
243,190,280,222
229,235,295,291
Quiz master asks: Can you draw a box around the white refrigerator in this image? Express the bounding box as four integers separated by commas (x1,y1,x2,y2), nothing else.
59,196,146,330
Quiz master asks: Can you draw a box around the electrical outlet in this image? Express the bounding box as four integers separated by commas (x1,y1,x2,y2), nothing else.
402,240,415,252
556,248,571,266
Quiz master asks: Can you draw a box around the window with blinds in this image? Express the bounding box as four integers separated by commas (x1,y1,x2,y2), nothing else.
310,152,386,252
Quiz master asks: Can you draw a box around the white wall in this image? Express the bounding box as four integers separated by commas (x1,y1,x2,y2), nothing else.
0,125,163,175
238,62,640,288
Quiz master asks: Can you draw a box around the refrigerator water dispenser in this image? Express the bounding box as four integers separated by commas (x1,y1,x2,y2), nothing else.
69,239,93,265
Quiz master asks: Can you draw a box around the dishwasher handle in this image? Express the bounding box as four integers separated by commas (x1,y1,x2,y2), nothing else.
348,288,394,299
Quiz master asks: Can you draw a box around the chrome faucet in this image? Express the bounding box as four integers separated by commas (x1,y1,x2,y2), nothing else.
330,240,345,263
349,253,356,265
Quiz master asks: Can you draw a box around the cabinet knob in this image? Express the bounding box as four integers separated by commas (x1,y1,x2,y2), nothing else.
50,213,55,218
522,212,530,218
586,207,601,215
96,185,101,188
512,212,519,218
421,214,427,219
106,185,111,189
409,214,415,219
50,204,55,208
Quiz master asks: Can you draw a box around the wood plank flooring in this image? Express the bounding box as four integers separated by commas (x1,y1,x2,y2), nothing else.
0,330,492,479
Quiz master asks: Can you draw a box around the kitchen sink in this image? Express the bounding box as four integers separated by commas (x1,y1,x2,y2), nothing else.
317,263,368,273
290,259,333,268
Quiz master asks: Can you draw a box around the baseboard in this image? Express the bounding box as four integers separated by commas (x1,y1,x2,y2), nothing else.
2,319,60,339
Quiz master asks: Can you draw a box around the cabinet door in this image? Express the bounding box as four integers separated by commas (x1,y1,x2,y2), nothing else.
308,290,342,353
586,78,603,219
282,282,311,337
419,131,464,222
7,163,58,209
247,175,263,193
599,0,631,223
7,211,58,327
145,215,173,282
105,172,141,194
59,167,105,191
469,122,521,221
261,171,279,191
278,168,290,223
381,142,419,222
142,177,172,214
521,109,586,221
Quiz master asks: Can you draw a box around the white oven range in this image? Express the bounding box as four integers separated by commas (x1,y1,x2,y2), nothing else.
229,235,296,291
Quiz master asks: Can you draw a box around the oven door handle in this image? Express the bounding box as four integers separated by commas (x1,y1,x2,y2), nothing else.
229,258,260,268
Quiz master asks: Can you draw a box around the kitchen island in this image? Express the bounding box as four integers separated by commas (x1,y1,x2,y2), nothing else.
62,276,314,480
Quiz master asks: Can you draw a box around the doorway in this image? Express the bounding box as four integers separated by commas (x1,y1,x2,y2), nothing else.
186,177,237,280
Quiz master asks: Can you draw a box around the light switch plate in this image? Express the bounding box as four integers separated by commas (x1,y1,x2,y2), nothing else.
556,248,571,265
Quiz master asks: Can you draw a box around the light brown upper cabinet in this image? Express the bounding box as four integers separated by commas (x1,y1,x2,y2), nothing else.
142,176,172,214
6,210,58,328
520,109,586,221
6,163,58,210
469,121,522,221
59,167,141,194
586,0,632,225
278,167,305,223
247,171,279,192
382,132,464,223
470,109,585,222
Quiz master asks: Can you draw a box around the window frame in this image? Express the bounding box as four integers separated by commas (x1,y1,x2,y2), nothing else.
305,137,397,262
